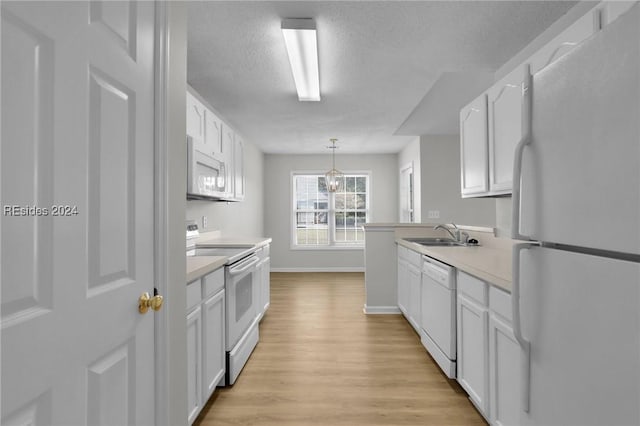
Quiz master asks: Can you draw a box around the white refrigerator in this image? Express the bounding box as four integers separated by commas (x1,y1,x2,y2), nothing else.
512,4,640,425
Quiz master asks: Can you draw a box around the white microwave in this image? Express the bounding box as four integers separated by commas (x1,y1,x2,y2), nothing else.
187,135,227,199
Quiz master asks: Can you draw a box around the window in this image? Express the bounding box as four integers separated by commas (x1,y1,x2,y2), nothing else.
292,173,369,248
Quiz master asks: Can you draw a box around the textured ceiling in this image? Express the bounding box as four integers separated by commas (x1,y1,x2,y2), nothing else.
187,1,576,154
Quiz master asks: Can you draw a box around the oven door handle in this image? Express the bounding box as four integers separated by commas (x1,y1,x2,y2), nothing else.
228,255,260,276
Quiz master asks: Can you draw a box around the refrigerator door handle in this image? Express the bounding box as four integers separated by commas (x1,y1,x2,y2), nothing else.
511,67,533,241
512,241,539,413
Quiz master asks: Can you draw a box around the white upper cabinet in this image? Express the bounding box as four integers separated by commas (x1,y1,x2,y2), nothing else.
222,125,236,199
187,91,206,140
460,6,600,198
598,0,638,26
233,135,246,201
487,65,528,195
204,108,224,162
187,86,247,202
529,10,597,75
460,94,489,197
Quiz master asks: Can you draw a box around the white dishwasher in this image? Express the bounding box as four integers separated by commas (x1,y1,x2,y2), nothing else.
420,255,456,378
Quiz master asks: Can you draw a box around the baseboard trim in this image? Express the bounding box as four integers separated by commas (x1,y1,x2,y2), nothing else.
271,267,365,273
363,305,401,315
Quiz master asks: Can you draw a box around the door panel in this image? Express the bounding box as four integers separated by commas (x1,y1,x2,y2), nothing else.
519,247,640,425
87,68,136,291
89,1,137,59
521,8,639,254
87,342,135,426
1,2,156,424
1,6,54,324
460,94,489,196
487,65,526,194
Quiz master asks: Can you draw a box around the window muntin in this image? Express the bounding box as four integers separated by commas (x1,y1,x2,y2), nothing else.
293,173,369,247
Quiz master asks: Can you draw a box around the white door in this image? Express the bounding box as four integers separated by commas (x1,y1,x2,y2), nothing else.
1,2,157,425
399,163,414,223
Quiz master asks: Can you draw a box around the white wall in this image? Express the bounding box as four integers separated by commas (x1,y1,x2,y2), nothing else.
264,153,398,270
420,135,496,227
398,137,421,223
186,140,265,237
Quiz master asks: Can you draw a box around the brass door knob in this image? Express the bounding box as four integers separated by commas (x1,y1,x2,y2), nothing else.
138,292,164,314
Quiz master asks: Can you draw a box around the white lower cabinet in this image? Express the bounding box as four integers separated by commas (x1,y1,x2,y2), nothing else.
489,286,519,426
397,251,409,316
457,271,520,425
456,271,489,417
186,305,202,425
187,268,226,425
397,245,422,333
202,289,225,401
260,256,271,315
489,313,520,426
407,262,422,333
255,245,271,320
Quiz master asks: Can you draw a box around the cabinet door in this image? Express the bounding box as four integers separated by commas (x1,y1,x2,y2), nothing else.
460,94,489,197
489,314,520,426
457,293,489,415
187,91,206,141
222,125,235,197
397,257,409,316
202,290,225,402
262,257,271,313
529,10,597,75
407,263,422,333
204,109,224,161
487,65,527,195
234,136,246,200
187,306,202,425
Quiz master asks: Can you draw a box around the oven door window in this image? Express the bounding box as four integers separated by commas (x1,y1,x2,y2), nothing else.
235,271,253,322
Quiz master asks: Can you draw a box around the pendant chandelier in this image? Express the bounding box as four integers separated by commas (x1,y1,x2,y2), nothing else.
325,138,343,192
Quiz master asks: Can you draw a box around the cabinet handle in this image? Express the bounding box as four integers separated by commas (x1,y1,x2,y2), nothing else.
511,67,533,241
512,242,540,413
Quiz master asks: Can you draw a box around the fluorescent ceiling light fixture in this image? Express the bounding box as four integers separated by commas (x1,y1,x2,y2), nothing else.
281,18,320,102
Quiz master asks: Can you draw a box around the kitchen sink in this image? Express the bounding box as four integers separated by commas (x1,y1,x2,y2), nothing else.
403,237,476,247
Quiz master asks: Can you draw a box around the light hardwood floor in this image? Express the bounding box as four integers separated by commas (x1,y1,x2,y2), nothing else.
195,272,487,426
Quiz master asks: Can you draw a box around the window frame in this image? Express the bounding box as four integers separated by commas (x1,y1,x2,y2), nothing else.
290,170,372,250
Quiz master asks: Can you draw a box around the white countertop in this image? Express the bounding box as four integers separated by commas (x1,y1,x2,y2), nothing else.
193,232,272,248
185,234,272,282
186,256,227,283
396,238,512,292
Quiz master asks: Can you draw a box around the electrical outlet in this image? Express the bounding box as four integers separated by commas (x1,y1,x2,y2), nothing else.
202,215,208,229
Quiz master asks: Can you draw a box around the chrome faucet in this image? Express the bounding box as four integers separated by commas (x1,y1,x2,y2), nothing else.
434,223,469,243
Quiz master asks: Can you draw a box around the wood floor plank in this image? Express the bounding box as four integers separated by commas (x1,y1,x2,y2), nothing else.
194,272,487,426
